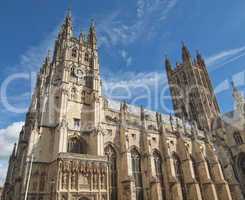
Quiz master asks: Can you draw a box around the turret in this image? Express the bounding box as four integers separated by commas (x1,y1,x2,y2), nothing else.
231,81,245,115
11,143,16,159
196,50,205,67
41,51,52,75
88,20,97,50
63,9,73,39
165,56,174,76
79,31,84,45
182,42,192,65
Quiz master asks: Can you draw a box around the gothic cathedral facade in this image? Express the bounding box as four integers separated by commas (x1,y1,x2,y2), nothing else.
2,11,245,200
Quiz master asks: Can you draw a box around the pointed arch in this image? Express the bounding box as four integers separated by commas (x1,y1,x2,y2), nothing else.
131,148,144,200
68,137,87,154
153,150,166,200
105,144,118,200
233,131,243,145
172,153,187,200
71,47,78,58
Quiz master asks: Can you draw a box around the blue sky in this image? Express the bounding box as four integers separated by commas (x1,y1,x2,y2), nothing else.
0,0,245,185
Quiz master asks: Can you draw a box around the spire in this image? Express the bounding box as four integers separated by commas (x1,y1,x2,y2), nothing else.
196,50,206,67
11,143,16,158
60,8,73,40
181,42,192,64
231,81,245,114
231,81,238,93
165,56,173,76
88,19,97,49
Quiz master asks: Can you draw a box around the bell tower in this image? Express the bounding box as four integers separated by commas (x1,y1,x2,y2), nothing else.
39,10,103,157
165,43,220,131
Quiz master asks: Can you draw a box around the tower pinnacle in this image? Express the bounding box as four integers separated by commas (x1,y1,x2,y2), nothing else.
181,42,192,64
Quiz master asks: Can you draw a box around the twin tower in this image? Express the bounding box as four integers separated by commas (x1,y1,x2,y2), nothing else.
165,44,220,131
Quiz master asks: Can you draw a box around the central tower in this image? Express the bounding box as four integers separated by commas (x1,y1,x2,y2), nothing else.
40,11,104,157
165,44,220,131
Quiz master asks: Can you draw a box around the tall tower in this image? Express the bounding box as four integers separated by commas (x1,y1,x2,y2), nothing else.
2,11,108,200
165,43,220,131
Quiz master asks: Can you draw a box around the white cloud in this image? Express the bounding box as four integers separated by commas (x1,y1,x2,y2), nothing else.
0,121,24,159
103,71,167,99
206,46,245,70
0,121,24,186
0,162,7,186
120,50,132,66
97,0,178,47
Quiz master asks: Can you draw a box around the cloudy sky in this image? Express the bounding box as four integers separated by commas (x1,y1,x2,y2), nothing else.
0,0,245,185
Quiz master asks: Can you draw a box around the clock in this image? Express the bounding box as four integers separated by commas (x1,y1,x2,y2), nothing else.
52,78,61,86
74,67,84,78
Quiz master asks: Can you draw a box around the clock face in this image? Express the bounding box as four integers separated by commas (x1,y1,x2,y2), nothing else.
52,77,61,86
74,67,84,78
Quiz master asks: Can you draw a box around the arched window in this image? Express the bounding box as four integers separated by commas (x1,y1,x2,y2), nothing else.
84,52,89,62
173,154,187,200
233,131,243,145
72,48,77,58
153,151,165,200
238,153,245,174
68,137,87,154
131,149,144,200
105,145,118,200
181,72,188,85
71,87,77,100
39,172,46,191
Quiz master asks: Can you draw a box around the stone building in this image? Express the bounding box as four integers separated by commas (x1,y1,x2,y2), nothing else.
2,11,244,200
0,187,3,199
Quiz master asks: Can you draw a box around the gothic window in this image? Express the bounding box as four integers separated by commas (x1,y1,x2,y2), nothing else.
73,118,80,130
173,154,187,200
181,72,188,85
206,158,213,180
39,172,46,191
81,91,86,102
72,48,77,58
85,52,89,62
105,145,117,200
68,137,87,154
238,153,245,174
176,77,181,86
233,131,243,145
153,151,165,200
71,87,77,100
131,148,144,200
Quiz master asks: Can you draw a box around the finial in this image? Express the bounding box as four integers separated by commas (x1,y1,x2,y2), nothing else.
90,18,95,28
67,0,72,17
181,41,185,47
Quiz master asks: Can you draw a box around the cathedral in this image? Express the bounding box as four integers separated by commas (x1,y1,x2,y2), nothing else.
2,10,245,200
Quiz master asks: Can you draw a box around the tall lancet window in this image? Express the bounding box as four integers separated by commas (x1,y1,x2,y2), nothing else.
173,153,187,200
131,149,144,200
105,145,117,200
153,151,165,200
234,131,243,145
